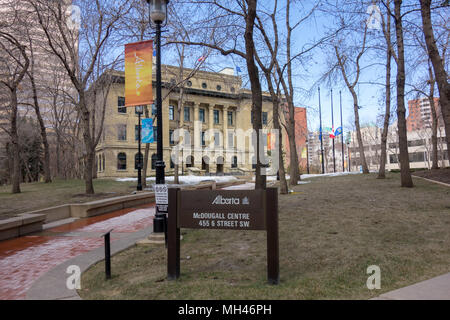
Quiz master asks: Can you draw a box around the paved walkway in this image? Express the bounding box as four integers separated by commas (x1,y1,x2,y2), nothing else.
0,204,155,300
374,273,450,300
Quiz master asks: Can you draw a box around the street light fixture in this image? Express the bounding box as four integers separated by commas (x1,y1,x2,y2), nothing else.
145,0,169,233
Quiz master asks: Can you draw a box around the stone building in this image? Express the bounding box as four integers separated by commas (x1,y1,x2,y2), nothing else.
95,66,285,178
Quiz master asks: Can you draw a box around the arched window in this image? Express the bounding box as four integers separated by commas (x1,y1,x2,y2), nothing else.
135,152,143,170
117,153,127,170
102,154,105,171
151,154,158,170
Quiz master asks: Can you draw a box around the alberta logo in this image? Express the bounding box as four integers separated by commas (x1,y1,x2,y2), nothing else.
212,195,240,205
242,197,250,205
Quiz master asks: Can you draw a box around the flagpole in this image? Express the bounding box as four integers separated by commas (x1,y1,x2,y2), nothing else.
331,89,336,173
340,91,345,172
318,87,325,174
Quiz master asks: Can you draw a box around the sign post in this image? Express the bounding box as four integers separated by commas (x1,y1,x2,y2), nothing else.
167,188,279,284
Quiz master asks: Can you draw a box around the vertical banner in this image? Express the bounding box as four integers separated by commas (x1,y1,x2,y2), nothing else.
125,40,153,107
142,118,154,143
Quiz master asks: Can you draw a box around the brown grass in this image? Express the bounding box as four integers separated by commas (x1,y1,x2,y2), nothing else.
79,173,450,299
0,179,136,216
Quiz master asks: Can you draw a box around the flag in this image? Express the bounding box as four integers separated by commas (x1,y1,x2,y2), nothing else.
334,127,343,136
141,118,154,143
329,126,335,139
236,66,242,74
198,56,206,62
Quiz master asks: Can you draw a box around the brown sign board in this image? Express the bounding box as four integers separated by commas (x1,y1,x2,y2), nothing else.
167,187,279,285
177,190,266,230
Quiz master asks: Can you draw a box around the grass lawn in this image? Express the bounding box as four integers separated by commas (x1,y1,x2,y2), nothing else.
79,173,450,299
0,178,137,217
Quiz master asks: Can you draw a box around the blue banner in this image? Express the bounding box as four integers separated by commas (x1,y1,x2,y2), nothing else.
142,118,154,143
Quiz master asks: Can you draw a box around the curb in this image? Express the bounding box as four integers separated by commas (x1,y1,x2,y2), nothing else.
411,175,450,188
25,226,153,300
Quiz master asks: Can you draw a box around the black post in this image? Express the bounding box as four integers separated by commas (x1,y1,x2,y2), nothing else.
340,91,345,172
318,87,325,174
104,231,111,280
266,188,279,285
137,109,142,191
167,188,180,280
154,20,166,233
331,89,336,173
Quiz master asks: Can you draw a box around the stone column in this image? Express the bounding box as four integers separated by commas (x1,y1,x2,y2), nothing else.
223,106,228,151
193,103,201,167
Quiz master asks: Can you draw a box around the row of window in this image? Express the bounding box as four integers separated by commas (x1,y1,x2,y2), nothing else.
118,97,236,126
117,124,158,142
169,105,234,126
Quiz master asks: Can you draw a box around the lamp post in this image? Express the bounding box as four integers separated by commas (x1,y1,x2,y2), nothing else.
146,0,169,233
136,105,144,191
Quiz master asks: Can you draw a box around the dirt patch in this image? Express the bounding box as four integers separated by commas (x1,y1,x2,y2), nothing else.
412,168,450,185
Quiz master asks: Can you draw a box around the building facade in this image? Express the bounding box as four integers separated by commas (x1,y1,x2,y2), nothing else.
95,66,288,178
407,97,443,132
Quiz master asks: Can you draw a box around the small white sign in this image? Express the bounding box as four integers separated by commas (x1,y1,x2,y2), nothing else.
154,184,168,205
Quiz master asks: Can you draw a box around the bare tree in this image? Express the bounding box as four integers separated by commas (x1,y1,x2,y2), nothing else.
393,0,413,187
0,25,30,193
30,0,131,194
419,0,450,162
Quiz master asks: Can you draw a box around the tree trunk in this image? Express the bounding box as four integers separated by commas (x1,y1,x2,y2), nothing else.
265,71,288,194
80,96,95,194
419,0,450,163
287,108,300,185
394,0,413,187
350,90,369,174
428,65,439,169
244,0,265,190
378,9,392,179
10,89,21,193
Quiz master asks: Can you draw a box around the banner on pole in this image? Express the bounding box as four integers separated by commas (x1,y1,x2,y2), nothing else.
125,40,153,107
142,118,154,143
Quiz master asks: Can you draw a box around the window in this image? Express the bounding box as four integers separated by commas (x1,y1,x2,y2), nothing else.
389,154,398,164
151,104,157,116
201,131,206,146
262,112,268,125
184,130,191,146
151,154,158,170
216,85,222,91
214,109,219,124
135,125,140,141
169,130,174,145
118,96,126,113
214,132,220,147
184,106,190,122
169,105,174,120
117,124,127,141
199,108,205,123
202,82,207,89
102,154,105,171
186,80,192,87
231,156,238,168
228,132,234,148
228,111,233,126
117,153,127,170
230,87,235,93
135,153,143,170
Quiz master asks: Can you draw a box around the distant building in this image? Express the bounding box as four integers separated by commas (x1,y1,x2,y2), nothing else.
283,106,308,172
347,124,448,171
407,97,443,132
